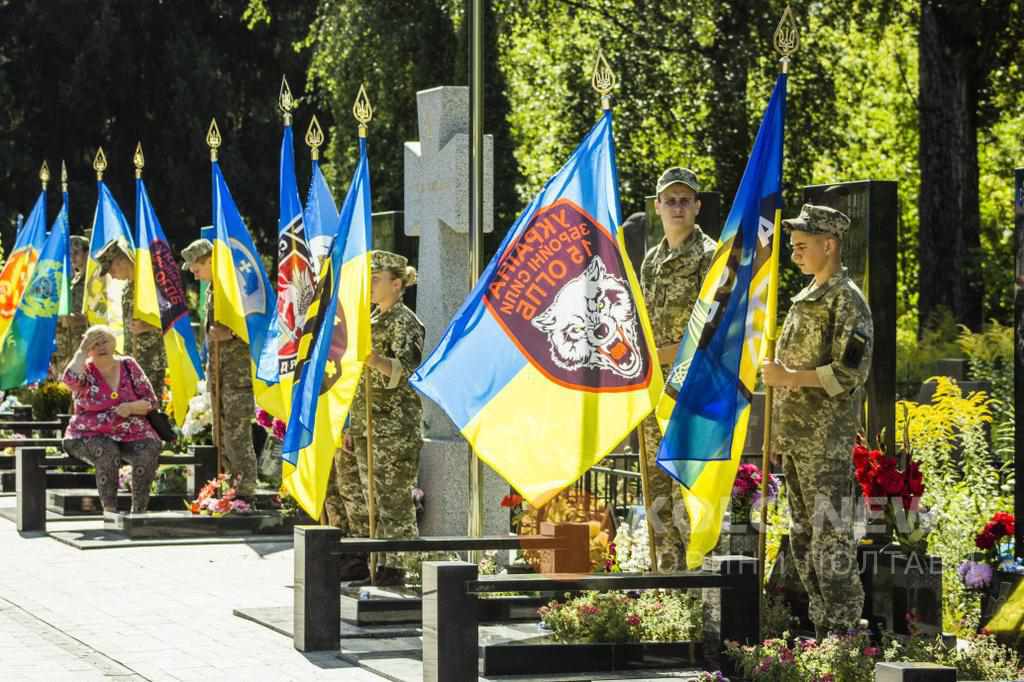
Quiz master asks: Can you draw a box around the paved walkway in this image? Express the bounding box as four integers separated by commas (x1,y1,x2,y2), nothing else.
0,495,384,681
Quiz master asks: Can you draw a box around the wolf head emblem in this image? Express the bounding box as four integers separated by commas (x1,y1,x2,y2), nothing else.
531,256,643,379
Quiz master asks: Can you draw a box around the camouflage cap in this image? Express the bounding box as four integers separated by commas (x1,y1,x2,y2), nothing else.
69,235,89,251
782,203,850,239
656,167,701,196
96,238,134,276
371,250,408,273
181,238,213,269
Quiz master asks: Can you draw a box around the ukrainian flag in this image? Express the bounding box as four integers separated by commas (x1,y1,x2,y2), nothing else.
134,173,204,425
656,75,787,569
83,179,134,332
210,158,278,409
0,192,70,388
281,136,371,519
0,189,48,350
411,109,661,507
256,121,316,420
302,156,339,273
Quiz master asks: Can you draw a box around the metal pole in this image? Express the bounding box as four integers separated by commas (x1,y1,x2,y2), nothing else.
467,0,485,540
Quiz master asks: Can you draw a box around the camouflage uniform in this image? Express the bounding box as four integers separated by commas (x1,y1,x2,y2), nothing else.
204,286,258,496
54,271,87,372
122,281,167,397
340,297,425,569
639,224,716,571
773,204,873,633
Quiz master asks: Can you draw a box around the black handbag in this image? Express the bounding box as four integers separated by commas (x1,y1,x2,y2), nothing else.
146,410,177,442
125,362,177,442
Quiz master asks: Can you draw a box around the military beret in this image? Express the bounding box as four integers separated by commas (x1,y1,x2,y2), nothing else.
181,238,214,269
782,204,851,239
96,238,134,276
656,167,701,196
371,250,408,273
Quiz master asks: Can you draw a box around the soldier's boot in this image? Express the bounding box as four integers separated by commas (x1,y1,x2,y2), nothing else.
338,553,370,581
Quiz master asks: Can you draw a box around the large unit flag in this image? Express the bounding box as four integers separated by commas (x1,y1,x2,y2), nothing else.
84,169,134,329
0,186,48,350
410,109,662,507
281,136,372,519
134,162,205,425
256,121,316,411
655,74,787,569
0,191,70,388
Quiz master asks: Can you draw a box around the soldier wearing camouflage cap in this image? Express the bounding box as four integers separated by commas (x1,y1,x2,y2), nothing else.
53,235,93,372
97,238,168,397
332,250,424,586
638,167,716,571
762,203,872,638
182,237,258,498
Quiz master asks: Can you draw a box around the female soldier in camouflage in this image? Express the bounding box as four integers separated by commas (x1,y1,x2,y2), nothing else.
337,250,424,587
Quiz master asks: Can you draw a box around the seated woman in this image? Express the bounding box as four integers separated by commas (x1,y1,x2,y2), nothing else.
61,325,162,513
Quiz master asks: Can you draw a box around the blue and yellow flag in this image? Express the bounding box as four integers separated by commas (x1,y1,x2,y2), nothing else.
303,157,339,273
256,123,317,417
210,160,279,407
281,136,372,519
0,191,48,350
411,110,661,507
0,193,70,388
656,75,787,569
83,180,134,330
134,175,204,425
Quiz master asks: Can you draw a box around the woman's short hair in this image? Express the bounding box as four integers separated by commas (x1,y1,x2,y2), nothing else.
82,324,117,345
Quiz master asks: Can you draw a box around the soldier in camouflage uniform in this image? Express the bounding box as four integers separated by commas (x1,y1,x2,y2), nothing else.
54,235,90,372
337,250,424,587
762,204,873,637
97,238,167,394
182,238,258,497
638,167,716,571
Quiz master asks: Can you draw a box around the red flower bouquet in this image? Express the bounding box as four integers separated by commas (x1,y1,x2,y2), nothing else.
852,433,929,553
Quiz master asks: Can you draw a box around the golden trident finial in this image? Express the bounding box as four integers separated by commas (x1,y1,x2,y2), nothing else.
306,115,325,161
279,75,295,126
61,161,68,193
207,118,222,162
93,147,107,181
134,142,145,179
353,85,373,138
39,161,50,190
774,5,800,73
591,48,618,111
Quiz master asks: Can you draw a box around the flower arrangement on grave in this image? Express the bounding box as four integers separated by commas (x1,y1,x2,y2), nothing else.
731,462,781,525
852,426,930,554
29,380,71,420
186,474,252,516
725,630,878,682
181,381,212,444
254,407,286,441
506,489,612,572
611,520,650,572
958,511,1019,590
538,589,700,644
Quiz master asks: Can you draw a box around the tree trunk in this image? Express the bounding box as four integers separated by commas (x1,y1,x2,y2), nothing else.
917,1,984,332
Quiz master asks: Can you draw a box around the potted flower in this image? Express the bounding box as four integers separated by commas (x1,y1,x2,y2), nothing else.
186,474,252,516
961,511,1023,641
254,407,286,487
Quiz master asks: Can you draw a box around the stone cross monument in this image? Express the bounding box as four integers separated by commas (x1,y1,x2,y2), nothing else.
405,86,507,536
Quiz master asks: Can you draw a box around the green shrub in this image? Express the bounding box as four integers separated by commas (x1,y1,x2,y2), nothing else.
29,381,71,420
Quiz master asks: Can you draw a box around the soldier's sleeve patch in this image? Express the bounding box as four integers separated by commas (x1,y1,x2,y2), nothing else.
841,330,868,368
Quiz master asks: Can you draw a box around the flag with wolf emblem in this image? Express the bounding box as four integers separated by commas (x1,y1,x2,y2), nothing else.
411,109,662,507
656,74,787,569
281,136,372,519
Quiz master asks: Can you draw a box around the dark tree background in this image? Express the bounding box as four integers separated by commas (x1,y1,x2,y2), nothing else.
0,0,315,256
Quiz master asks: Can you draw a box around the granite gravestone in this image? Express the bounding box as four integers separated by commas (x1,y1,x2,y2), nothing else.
404,86,507,536
803,181,898,456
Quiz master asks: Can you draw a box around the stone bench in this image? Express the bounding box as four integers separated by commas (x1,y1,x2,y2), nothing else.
292,524,591,652
421,555,760,681
15,446,218,532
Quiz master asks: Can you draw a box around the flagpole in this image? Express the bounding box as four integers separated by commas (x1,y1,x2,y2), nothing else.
757,5,800,591
206,119,225,477
352,86,379,583
467,0,486,542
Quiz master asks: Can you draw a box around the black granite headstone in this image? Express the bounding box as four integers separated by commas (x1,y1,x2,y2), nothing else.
803,181,898,456
1016,167,1023,558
